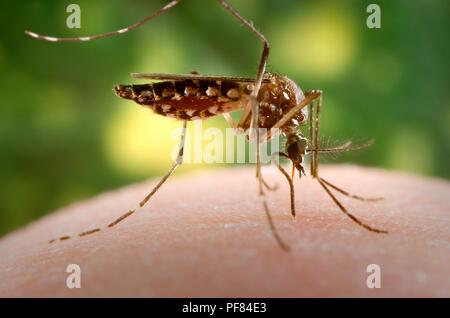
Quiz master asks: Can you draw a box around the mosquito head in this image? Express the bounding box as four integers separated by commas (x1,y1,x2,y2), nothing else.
285,132,308,166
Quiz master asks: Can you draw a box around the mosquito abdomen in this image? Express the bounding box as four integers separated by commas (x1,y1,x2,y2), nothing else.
114,80,249,120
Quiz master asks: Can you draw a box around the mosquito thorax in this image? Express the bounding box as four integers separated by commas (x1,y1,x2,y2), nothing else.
257,74,308,133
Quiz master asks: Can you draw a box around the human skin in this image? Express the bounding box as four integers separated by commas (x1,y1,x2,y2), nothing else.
0,165,449,297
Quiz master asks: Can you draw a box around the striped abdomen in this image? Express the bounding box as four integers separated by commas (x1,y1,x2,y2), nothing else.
114,79,252,120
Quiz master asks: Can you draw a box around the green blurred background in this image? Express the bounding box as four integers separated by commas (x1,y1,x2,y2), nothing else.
0,0,448,236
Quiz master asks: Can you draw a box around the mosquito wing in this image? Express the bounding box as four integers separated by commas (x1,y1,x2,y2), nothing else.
131,72,272,83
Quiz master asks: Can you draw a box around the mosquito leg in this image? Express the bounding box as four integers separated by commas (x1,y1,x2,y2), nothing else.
139,121,188,207
26,0,180,42
216,1,269,209
217,0,290,249
307,90,383,201
223,112,277,191
309,103,314,175
278,165,295,218
217,0,267,189
251,101,279,205
271,152,296,218
310,90,323,178
261,178,279,191
317,179,387,233
306,92,386,233
48,121,188,244
216,0,270,128
216,0,270,186
319,177,383,201
222,113,243,135
262,199,291,251
113,119,185,223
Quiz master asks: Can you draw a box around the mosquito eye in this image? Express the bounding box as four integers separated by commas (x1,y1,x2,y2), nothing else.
298,138,307,148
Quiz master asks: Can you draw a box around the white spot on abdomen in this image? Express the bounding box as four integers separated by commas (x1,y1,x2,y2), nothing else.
186,109,196,117
206,86,219,97
208,106,219,114
227,88,240,99
161,104,172,112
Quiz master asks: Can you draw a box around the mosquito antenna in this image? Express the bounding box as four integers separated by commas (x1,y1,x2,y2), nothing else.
25,0,180,42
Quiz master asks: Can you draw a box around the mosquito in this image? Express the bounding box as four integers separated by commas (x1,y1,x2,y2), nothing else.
26,0,387,251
